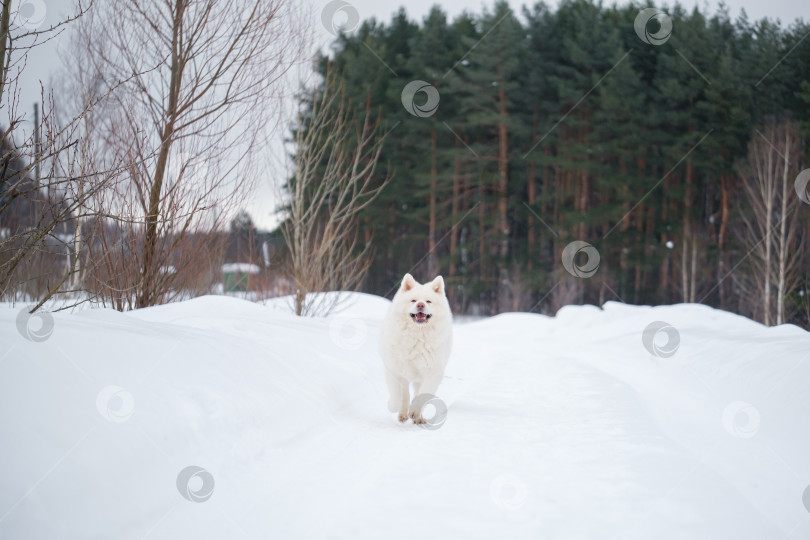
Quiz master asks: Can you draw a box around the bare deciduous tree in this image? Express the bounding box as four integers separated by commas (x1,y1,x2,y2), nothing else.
72,0,307,308
281,69,391,316
0,0,105,306
736,119,806,325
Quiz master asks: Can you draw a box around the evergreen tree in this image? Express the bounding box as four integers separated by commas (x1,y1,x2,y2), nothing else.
285,0,810,326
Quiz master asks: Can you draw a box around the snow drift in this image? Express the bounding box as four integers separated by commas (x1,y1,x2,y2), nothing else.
1,294,809,539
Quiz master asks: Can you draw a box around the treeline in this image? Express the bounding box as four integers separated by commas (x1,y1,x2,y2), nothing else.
298,0,810,325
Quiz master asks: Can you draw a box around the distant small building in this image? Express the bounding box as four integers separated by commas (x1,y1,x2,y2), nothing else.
222,262,261,292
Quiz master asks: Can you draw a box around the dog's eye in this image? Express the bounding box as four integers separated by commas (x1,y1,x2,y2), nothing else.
426,300,432,303
411,299,416,302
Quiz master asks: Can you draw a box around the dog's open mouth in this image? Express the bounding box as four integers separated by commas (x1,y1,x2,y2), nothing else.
410,312,432,324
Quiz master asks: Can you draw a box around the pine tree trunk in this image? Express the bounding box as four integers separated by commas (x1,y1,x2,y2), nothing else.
541,147,552,266
682,235,689,303
634,201,644,303
683,156,694,303
718,174,730,306
526,110,539,270
478,181,486,295
428,130,438,277
527,161,536,270
497,88,509,259
690,235,697,303
622,158,632,232
449,153,461,279
659,165,669,304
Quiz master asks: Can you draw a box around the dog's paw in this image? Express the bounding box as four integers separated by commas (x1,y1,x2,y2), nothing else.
398,412,409,423
412,417,426,425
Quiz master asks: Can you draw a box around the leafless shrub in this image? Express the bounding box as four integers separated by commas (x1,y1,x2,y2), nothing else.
66,0,309,309
280,68,391,316
0,1,110,307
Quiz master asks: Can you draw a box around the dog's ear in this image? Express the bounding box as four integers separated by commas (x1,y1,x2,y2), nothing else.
430,275,445,295
401,273,417,292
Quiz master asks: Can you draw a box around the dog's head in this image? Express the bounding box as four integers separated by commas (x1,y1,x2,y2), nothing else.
392,273,449,325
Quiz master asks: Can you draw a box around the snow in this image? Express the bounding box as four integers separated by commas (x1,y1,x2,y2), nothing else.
222,263,261,274
1,295,809,539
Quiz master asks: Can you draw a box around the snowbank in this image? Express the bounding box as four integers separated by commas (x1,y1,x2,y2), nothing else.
1,295,808,539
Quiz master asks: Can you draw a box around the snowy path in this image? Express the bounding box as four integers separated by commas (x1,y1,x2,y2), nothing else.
1,295,809,539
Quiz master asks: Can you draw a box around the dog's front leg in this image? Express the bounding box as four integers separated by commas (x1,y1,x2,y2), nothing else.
396,378,410,422
386,371,411,422
385,370,410,422
409,373,443,423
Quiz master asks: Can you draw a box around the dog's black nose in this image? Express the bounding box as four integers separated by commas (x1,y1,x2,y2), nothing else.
416,302,425,311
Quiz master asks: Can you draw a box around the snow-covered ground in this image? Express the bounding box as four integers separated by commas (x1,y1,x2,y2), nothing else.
1,294,809,539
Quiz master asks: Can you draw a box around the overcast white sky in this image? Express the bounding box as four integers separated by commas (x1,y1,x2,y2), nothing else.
14,0,810,230
341,0,807,25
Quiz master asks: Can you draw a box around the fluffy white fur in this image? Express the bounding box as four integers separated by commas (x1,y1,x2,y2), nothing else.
379,273,453,423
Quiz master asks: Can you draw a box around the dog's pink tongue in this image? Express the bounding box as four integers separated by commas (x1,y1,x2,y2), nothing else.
415,312,427,322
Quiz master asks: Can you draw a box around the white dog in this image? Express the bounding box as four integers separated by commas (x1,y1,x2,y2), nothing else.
379,273,453,423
